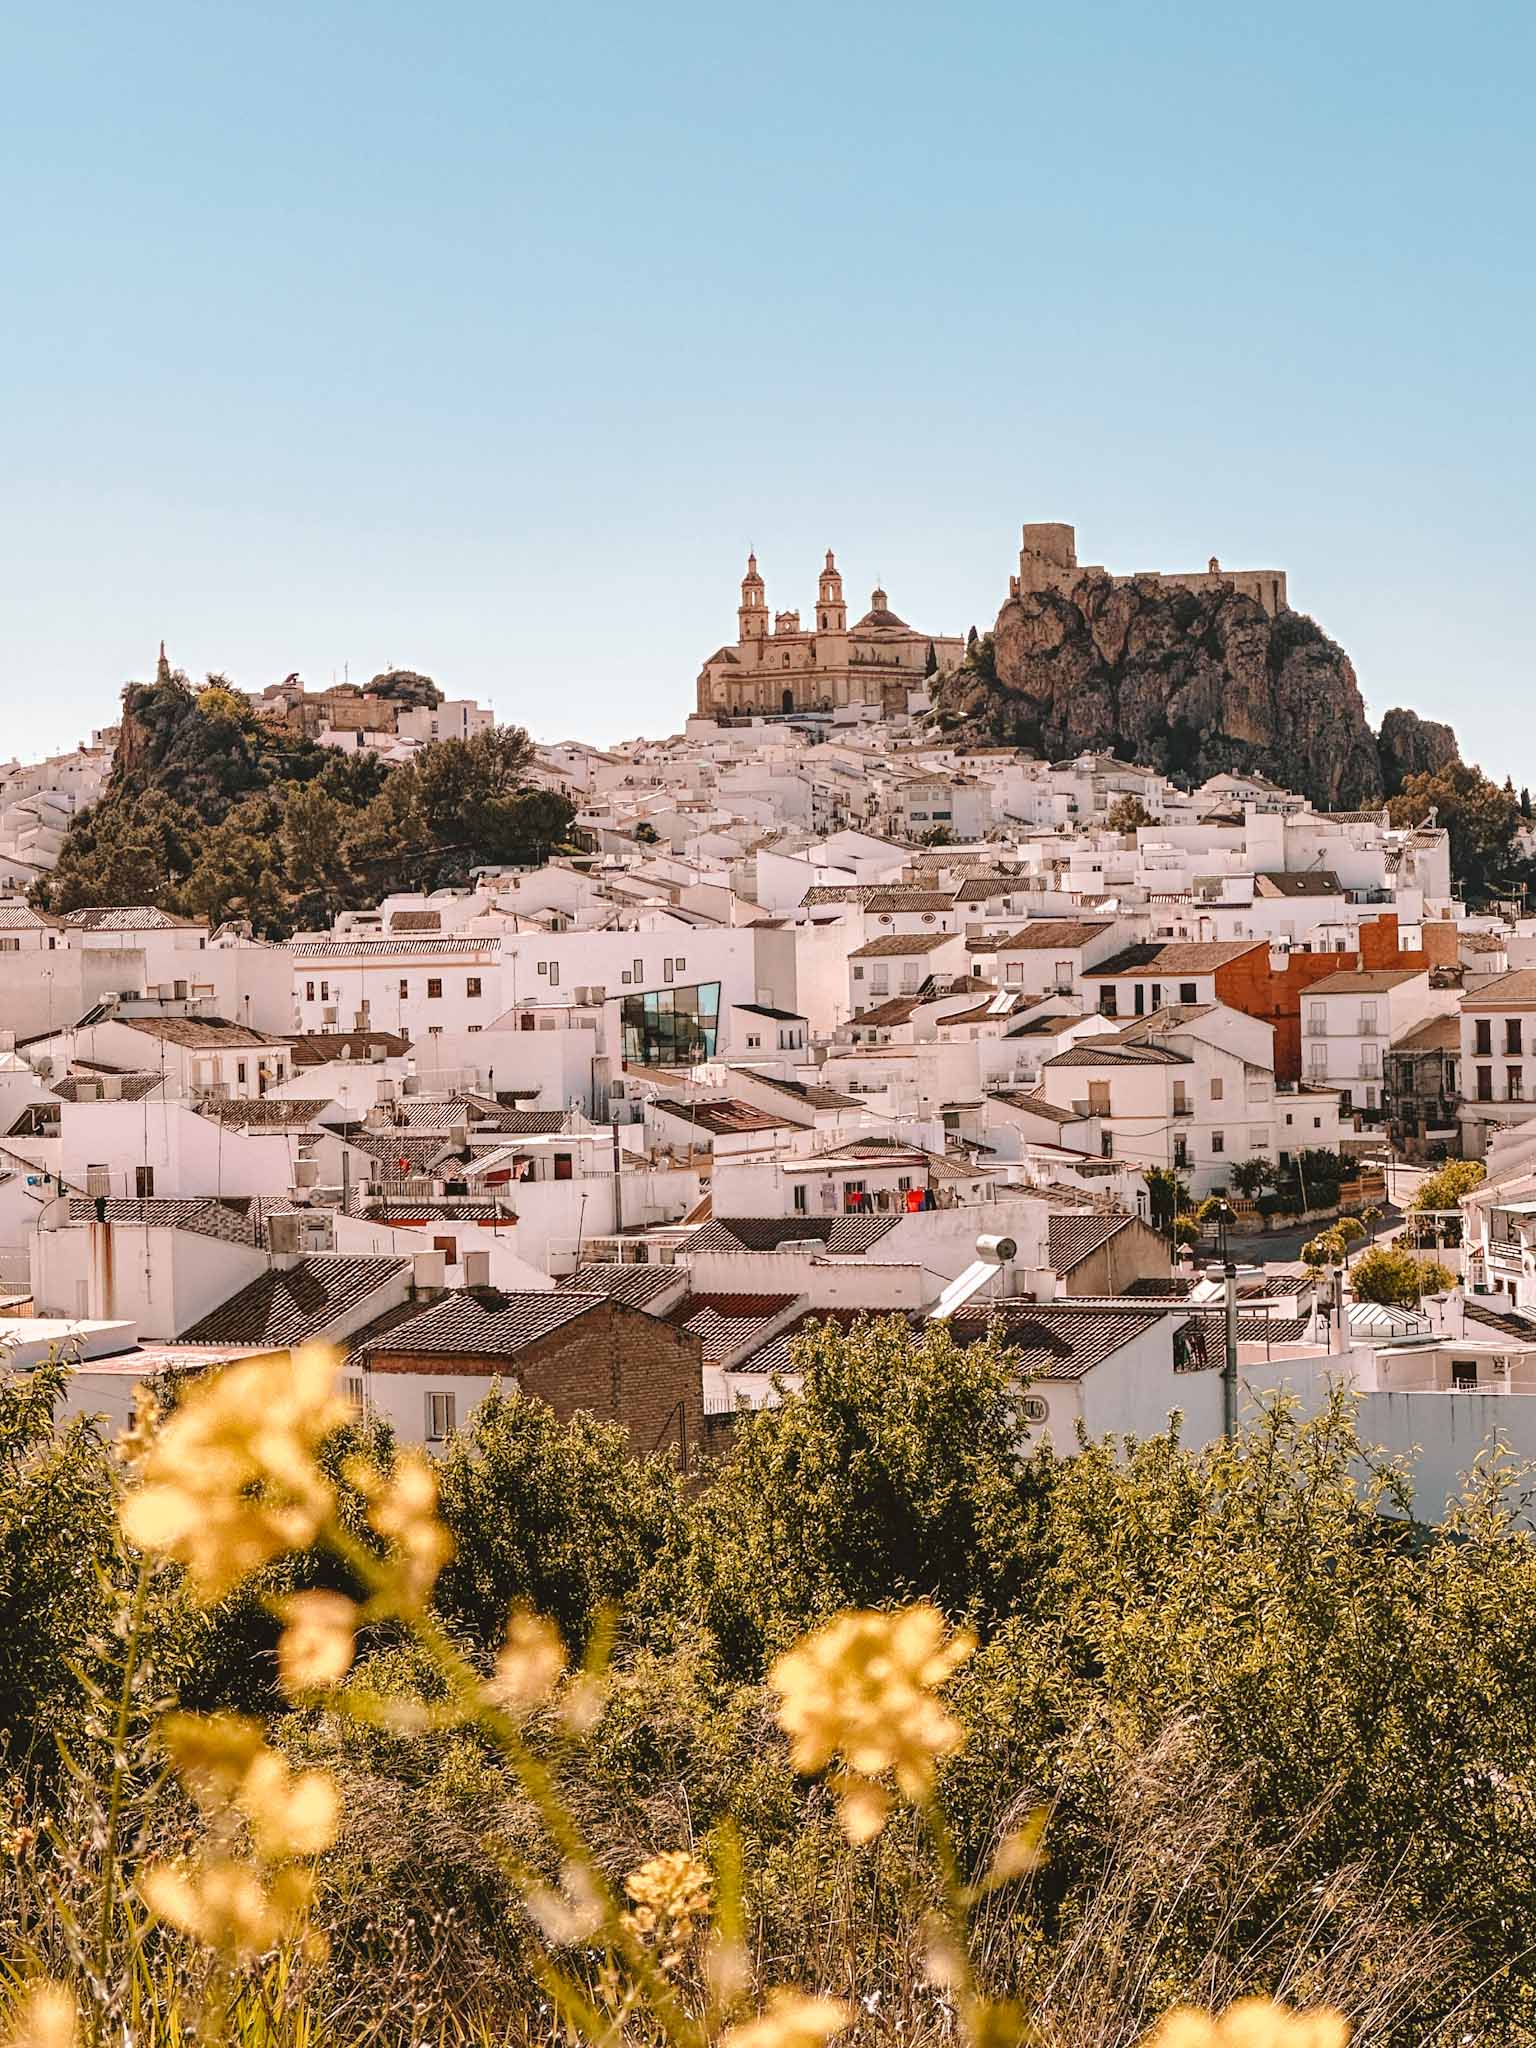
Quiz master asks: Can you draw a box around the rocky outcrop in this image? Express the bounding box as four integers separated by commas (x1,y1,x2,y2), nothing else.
935,572,1439,810
1377,706,1460,796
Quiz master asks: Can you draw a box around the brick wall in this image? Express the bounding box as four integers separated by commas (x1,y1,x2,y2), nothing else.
368,1301,705,1465
1213,915,1444,1084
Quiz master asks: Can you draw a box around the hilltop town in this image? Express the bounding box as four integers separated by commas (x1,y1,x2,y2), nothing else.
0,520,1531,1529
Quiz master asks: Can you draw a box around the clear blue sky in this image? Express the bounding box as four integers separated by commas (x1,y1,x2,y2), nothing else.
4,0,1532,772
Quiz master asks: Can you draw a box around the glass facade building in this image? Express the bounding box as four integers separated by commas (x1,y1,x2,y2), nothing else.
620,981,721,1067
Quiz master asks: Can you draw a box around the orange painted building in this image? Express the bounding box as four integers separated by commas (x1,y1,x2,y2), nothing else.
1211,914,1458,1083
1087,916,1458,1086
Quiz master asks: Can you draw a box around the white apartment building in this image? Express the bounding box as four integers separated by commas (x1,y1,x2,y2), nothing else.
1459,971,1536,1157
1300,968,1446,1120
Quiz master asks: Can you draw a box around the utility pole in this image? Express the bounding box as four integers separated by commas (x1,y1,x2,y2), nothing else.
611,1119,623,1235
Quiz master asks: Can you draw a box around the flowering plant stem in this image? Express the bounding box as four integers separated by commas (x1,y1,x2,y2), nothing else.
328,1523,704,2048
93,1553,151,2033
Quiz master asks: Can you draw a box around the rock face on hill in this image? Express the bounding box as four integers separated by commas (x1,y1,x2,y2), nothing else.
1377,706,1461,795
937,573,1450,812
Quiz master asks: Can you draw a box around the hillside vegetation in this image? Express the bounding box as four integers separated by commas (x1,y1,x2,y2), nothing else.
4,1319,1536,2046
35,671,573,935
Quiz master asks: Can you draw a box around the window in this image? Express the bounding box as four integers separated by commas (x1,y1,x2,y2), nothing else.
1210,1076,1223,1101
1452,1359,1477,1390
428,1025,442,1037
663,958,674,983
426,1392,457,1443
1477,1066,1493,1101
852,965,865,981
1307,1004,1325,1035
1179,983,1197,1004
1508,1020,1524,1055
1133,984,1145,1016
426,978,442,999
466,977,482,998
135,1165,155,1199
319,981,330,1001
548,962,559,987
675,957,685,971
746,1033,761,1049
1100,1131,1114,1157
1151,983,1163,1010
433,1236,456,1261
305,980,316,1002
397,978,408,1001
792,1184,808,1214
633,959,644,985
1509,1068,1525,1101
1098,987,1118,1018
344,1376,365,1411
236,1061,247,1084
537,961,548,976
1087,1080,1111,1114
1475,1018,1492,1056
553,1152,573,1180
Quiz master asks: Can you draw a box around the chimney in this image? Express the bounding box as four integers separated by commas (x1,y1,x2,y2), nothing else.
462,1248,491,1288
411,1249,447,1295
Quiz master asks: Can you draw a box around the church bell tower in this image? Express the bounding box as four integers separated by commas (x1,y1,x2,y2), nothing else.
817,550,846,633
738,552,768,647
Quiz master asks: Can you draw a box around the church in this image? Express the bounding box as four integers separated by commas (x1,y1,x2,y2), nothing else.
695,552,964,718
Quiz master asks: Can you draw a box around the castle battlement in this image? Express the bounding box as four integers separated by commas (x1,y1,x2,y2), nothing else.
1011,522,1288,618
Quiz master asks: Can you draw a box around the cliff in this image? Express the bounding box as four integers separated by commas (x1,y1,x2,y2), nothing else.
1377,706,1461,795
936,573,1450,811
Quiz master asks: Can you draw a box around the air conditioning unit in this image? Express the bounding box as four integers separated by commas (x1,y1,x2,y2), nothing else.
294,1159,320,1188
322,1008,339,1026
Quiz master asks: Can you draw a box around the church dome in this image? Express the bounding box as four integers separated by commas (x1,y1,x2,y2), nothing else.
854,584,907,630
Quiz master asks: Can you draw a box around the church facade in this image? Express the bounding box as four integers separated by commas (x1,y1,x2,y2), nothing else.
695,553,964,718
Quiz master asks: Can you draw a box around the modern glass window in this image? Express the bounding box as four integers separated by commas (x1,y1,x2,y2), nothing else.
620,981,722,1067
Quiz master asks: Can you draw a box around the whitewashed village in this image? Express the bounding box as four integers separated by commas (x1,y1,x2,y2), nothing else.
4,538,1536,1534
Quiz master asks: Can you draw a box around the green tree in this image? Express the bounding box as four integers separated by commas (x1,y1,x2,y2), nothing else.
279,779,353,925
177,794,287,932
1105,795,1154,832
1387,761,1523,902
432,1392,685,1656
1348,1242,1454,1305
688,1316,1053,1675
1142,1167,1190,1233
1411,1158,1486,1211
1227,1157,1278,1197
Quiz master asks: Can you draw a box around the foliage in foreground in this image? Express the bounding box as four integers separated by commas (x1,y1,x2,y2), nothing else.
3,1321,1536,2044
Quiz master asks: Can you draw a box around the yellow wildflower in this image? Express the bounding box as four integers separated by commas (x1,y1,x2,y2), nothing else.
768,1604,974,1838
621,1848,712,1968
1142,1999,1349,2048
139,1859,314,1958
159,1712,340,1862
119,1347,347,1599
366,1450,454,1613
276,1590,358,1692
115,1384,161,1472
2,1984,76,2048
524,1860,604,1945
489,1609,566,1714
721,1990,851,2048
